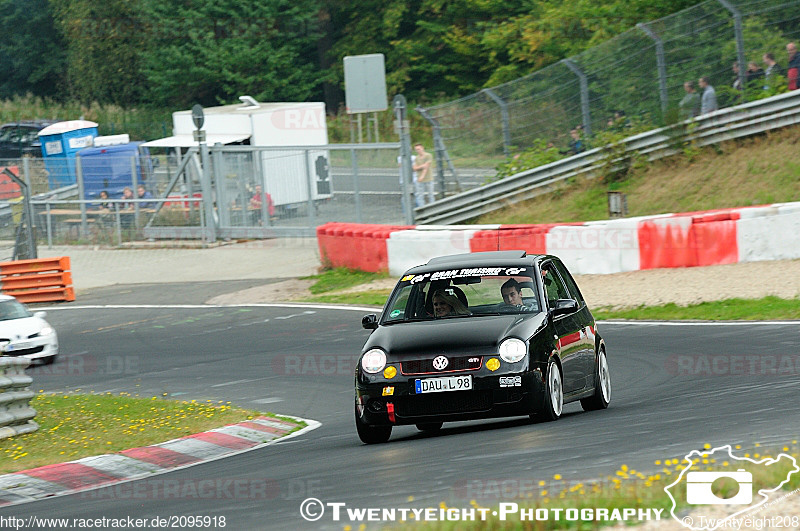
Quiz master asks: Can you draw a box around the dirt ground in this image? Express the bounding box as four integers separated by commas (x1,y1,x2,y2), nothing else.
206,259,800,308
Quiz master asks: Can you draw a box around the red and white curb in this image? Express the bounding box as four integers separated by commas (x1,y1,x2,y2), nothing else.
0,415,319,507
317,201,800,276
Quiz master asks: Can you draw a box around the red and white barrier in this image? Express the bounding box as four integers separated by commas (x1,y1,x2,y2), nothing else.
315,201,800,276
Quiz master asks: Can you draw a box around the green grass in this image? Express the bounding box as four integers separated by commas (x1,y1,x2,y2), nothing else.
594,296,800,321
474,126,800,225
303,290,391,306
408,442,800,530
302,268,389,295
0,393,303,475
299,270,800,321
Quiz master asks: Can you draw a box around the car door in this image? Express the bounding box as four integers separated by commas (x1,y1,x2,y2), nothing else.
0,126,17,159
552,259,595,389
541,260,584,394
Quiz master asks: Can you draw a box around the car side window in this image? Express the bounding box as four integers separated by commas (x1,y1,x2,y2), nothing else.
552,260,585,306
541,261,569,309
0,127,16,143
20,128,39,144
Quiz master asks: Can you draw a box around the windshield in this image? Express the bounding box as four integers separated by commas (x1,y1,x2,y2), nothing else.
383,266,541,323
0,299,32,321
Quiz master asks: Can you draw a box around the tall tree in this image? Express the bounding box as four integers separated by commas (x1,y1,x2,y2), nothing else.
327,0,535,101
140,0,324,108
49,0,148,105
0,0,67,99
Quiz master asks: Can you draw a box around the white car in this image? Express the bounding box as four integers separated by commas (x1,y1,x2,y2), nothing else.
0,295,58,364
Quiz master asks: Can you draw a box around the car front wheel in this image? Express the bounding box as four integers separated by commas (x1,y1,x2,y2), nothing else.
581,348,611,411
540,359,563,421
355,402,392,444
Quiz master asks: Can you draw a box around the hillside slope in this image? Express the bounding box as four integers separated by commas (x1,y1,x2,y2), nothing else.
476,126,800,224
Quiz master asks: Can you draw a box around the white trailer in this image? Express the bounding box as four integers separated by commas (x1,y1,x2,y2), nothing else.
142,98,331,207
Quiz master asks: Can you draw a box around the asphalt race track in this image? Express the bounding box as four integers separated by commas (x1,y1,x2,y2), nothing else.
1,294,799,530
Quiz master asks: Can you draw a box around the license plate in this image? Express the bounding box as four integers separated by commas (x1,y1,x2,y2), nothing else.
414,375,472,394
6,342,32,352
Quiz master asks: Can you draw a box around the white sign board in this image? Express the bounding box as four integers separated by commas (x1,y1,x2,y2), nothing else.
44,141,63,156
344,54,388,114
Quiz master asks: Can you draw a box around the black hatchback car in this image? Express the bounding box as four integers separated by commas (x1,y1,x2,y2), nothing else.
0,120,56,160
355,251,611,444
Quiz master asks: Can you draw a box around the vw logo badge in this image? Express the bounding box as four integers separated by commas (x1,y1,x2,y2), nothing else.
432,356,449,371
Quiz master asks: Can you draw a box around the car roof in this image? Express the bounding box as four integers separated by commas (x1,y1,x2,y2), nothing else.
0,294,17,302
0,120,58,129
405,250,548,274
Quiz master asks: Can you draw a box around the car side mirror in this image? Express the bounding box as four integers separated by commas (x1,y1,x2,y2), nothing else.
362,314,378,330
34,311,47,319
551,299,578,316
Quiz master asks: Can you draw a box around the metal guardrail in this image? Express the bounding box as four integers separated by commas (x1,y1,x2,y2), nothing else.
0,357,38,440
415,90,800,225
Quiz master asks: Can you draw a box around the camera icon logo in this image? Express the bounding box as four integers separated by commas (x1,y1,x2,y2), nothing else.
686,469,753,505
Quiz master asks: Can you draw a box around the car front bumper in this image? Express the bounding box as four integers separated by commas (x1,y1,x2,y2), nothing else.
2,335,58,362
356,364,547,426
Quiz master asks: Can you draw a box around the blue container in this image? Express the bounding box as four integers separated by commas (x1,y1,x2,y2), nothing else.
38,120,99,189
78,142,152,201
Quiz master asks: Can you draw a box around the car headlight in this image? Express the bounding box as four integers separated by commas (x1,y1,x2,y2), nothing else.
499,338,527,363
361,349,387,374
40,326,55,336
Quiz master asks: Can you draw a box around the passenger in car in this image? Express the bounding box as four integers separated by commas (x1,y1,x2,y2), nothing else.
432,289,469,317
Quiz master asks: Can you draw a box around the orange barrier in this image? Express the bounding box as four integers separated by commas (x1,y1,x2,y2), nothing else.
0,257,75,303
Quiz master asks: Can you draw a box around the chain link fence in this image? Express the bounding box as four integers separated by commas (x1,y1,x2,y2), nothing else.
419,0,800,193
0,160,42,261
0,143,406,249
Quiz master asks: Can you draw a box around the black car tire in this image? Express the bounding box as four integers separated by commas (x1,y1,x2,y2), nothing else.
580,348,611,411
540,359,563,421
355,403,392,444
416,422,443,432
40,355,56,366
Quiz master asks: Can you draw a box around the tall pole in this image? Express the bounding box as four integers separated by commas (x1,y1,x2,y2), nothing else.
75,155,88,239
192,104,216,243
637,23,669,120
393,95,414,225
562,59,592,137
199,140,216,243
717,0,747,99
482,88,512,157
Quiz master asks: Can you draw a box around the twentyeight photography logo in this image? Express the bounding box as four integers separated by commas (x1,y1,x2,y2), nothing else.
664,445,799,531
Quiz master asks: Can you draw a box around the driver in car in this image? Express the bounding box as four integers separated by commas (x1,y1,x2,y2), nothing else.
500,278,525,308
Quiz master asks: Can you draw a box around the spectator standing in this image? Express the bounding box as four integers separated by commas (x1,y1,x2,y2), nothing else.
746,62,764,89
699,77,718,115
731,62,743,92
137,184,155,209
568,128,584,155
397,153,420,209
763,53,784,89
679,81,701,119
412,143,435,205
786,42,800,90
